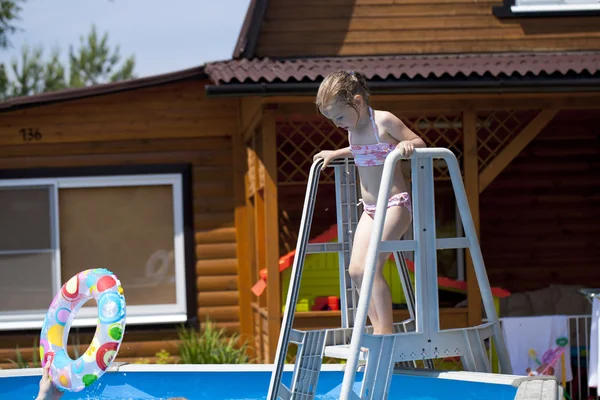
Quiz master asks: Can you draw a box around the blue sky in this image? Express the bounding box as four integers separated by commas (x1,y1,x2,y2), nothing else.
0,0,251,78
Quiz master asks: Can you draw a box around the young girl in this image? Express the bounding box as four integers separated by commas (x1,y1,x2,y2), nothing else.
313,70,426,335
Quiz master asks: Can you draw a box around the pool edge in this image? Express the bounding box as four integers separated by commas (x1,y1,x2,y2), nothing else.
0,363,562,399
0,362,347,378
395,368,562,400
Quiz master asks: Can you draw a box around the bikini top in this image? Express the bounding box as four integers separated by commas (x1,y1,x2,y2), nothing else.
349,107,396,167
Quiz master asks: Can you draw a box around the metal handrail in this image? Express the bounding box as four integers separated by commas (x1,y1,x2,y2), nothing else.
339,148,512,399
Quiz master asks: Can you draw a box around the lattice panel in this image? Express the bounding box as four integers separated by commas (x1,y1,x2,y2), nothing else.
277,113,464,184
476,110,538,172
277,116,348,184
401,113,463,179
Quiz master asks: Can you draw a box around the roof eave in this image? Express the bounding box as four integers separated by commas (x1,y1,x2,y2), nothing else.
0,66,208,113
205,77,600,98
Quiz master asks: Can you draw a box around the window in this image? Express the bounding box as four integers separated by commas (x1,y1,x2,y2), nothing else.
0,172,189,330
494,0,600,16
514,0,600,12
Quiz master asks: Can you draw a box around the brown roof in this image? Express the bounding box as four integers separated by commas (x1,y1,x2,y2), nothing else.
0,66,206,112
206,52,600,85
3,51,599,111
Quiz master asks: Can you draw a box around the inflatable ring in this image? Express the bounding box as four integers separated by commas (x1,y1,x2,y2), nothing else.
40,268,126,392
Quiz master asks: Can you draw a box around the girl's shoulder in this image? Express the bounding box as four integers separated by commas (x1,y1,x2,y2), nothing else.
373,109,401,125
373,109,403,143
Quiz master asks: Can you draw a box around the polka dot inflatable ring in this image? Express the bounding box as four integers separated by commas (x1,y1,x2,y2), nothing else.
40,268,126,392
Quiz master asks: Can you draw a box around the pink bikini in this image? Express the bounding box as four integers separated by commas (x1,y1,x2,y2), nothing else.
349,107,412,219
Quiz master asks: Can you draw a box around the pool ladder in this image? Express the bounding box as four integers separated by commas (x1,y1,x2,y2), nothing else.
266,148,512,400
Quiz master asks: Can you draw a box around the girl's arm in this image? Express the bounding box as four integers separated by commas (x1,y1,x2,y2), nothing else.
333,146,353,158
313,147,354,170
380,111,427,149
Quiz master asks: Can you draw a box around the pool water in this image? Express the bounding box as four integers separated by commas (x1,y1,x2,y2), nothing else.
0,367,517,400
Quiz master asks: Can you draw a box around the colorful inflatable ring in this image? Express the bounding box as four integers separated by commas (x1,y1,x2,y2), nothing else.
40,268,126,392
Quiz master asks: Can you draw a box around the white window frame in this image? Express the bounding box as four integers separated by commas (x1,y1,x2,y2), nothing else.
0,173,187,330
511,0,600,13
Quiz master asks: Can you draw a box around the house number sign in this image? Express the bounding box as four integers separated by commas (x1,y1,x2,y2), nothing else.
20,128,43,141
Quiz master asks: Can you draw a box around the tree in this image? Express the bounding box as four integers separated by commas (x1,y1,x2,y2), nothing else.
69,25,135,87
0,0,24,50
2,45,66,98
2,25,136,98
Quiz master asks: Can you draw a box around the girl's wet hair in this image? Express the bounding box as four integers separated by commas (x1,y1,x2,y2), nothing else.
315,70,370,115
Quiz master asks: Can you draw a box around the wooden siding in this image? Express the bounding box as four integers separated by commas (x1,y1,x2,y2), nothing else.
481,110,600,293
256,0,600,57
0,80,241,363
0,329,184,368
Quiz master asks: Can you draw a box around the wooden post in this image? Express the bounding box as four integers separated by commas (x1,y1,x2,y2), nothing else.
232,116,255,356
462,110,482,326
253,132,267,310
245,145,259,291
241,97,263,142
245,133,262,360
260,109,280,362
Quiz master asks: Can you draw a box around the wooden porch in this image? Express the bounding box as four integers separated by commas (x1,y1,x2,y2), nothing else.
233,91,600,363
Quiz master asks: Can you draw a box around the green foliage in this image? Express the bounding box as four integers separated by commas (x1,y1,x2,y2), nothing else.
5,338,40,369
155,349,174,364
4,322,255,368
2,24,136,98
0,0,24,49
4,44,65,98
68,24,135,87
5,345,29,368
67,334,81,360
4,334,85,369
177,320,251,364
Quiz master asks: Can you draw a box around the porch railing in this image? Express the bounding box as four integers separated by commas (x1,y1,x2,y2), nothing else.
481,315,597,400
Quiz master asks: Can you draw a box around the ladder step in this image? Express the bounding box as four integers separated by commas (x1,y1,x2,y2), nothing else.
288,330,327,399
323,344,368,361
306,242,347,253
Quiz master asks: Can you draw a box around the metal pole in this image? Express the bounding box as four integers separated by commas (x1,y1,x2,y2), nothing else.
267,159,323,400
339,148,405,399
456,200,465,282
441,148,513,374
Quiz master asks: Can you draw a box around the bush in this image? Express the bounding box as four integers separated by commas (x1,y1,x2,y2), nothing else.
177,320,251,364
155,349,175,364
5,339,40,369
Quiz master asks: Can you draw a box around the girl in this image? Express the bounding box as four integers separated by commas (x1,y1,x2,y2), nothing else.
313,70,426,334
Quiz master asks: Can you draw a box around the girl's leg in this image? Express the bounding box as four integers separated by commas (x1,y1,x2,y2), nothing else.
348,212,381,329
348,206,411,334
371,205,412,334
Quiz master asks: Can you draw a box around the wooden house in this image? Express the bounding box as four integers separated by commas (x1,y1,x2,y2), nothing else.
0,0,599,366
0,69,242,365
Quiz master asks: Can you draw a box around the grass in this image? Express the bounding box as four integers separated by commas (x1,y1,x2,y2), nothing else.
5,338,40,369
177,320,251,364
5,320,253,368
4,335,83,369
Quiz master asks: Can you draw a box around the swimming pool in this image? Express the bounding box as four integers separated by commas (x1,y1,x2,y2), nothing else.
0,364,555,399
